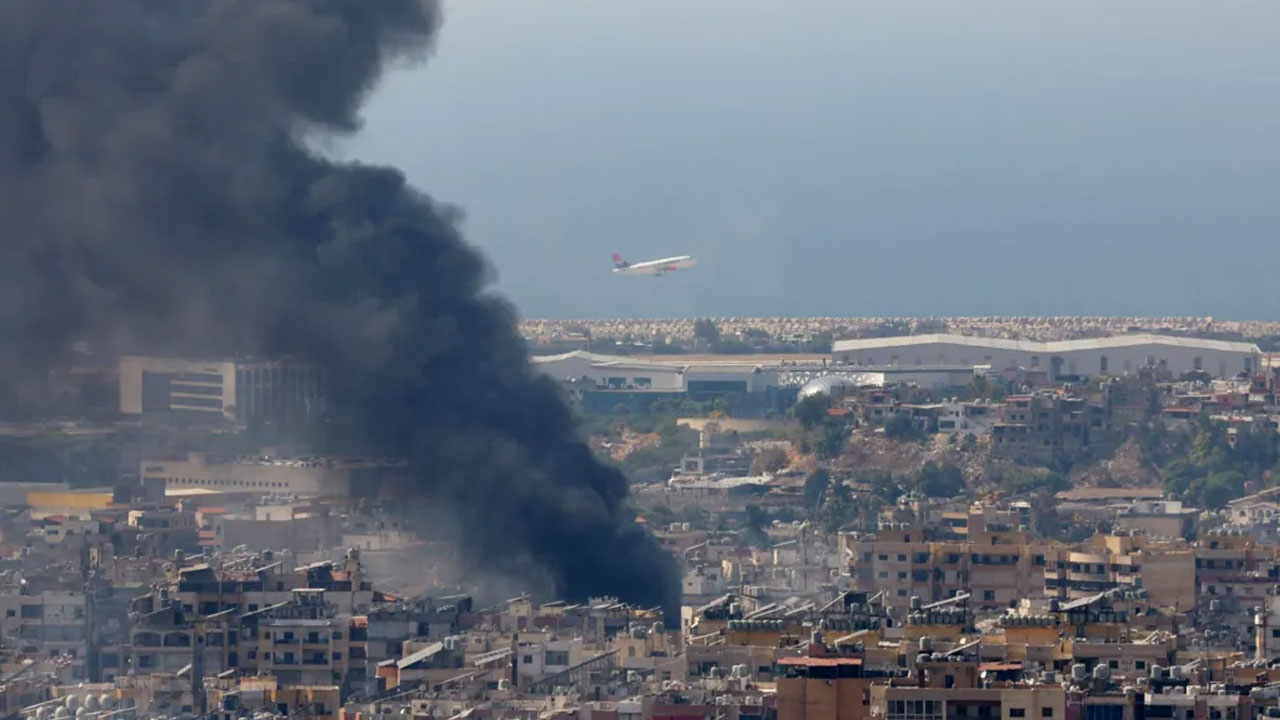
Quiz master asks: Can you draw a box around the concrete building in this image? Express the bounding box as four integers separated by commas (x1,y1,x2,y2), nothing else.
1043,535,1195,610
118,356,323,424
844,523,1050,612
532,351,796,415
1113,500,1199,540
1256,593,1280,661
871,685,1066,720
141,452,400,497
832,334,1260,379
533,351,782,393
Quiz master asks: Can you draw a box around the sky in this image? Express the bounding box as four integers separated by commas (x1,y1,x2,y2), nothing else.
345,0,1280,321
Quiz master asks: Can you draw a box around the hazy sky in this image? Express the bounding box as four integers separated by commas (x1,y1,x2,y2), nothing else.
347,0,1280,321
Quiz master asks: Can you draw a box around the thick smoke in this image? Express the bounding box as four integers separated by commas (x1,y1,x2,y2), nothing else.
0,0,677,616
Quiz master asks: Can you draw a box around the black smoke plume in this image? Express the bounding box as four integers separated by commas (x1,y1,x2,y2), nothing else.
0,0,677,616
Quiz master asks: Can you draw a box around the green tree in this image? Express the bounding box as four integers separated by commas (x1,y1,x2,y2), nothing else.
813,420,847,459
819,490,858,532
916,461,965,498
792,395,832,430
804,469,831,511
807,331,834,353
743,504,770,547
859,469,902,505
693,318,721,345
883,413,922,441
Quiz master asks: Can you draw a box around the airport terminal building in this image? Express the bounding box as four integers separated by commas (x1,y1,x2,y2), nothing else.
831,333,1260,379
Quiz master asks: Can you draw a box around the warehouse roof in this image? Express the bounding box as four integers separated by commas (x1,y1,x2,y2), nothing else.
833,333,1259,355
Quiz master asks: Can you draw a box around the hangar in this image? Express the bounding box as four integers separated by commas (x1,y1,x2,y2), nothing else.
830,333,1260,379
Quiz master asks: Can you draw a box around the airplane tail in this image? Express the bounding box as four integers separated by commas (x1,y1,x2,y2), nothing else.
611,253,630,269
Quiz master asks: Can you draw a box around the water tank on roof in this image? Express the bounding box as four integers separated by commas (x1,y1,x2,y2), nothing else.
1071,664,1088,681
1094,665,1111,681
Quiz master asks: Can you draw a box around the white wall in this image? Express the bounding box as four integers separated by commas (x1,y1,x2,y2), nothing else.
834,339,1257,378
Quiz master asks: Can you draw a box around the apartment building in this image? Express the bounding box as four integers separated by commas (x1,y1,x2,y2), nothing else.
240,589,368,688
1042,535,1195,610
991,393,1096,462
846,523,1051,612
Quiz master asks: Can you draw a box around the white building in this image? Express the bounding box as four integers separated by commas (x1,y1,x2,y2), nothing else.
1258,593,1280,660
935,401,998,438
831,333,1260,379
118,356,322,424
531,351,781,393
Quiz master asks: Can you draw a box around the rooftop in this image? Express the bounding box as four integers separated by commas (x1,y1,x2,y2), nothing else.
833,333,1260,355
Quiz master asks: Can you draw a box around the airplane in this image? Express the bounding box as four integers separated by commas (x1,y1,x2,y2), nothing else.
611,253,697,277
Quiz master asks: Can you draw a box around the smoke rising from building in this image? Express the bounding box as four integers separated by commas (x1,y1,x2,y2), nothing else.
0,0,677,614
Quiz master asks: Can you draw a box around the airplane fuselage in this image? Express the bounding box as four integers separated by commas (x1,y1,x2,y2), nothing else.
612,255,697,277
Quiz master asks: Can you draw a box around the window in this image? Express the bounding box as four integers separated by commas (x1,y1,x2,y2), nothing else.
1136,660,1146,670
522,655,534,664
546,650,570,665
983,590,996,601
1108,660,1119,669
898,554,907,562
1042,709,1053,718
898,572,907,580
1011,710,1026,718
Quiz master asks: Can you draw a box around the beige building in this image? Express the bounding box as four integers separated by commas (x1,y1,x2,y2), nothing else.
1043,535,1194,610
844,524,1051,612
871,685,1066,720
119,355,322,424
141,452,399,497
